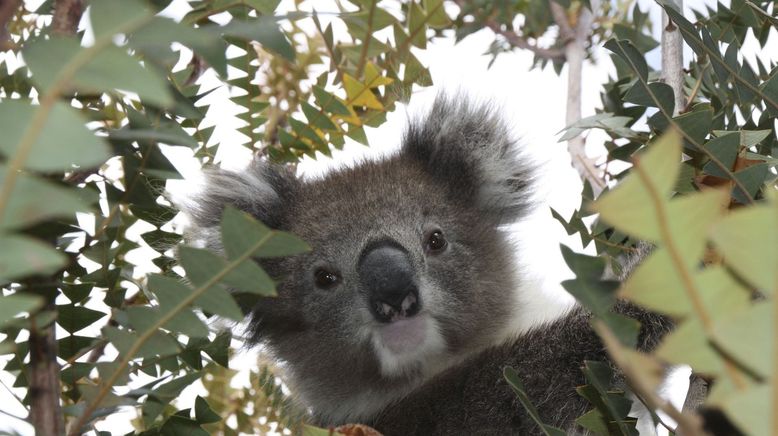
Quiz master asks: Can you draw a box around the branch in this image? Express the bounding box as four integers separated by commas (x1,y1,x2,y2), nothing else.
51,0,83,36
661,0,685,115
29,312,65,436
549,0,606,196
0,0,20,50
451,0,565,60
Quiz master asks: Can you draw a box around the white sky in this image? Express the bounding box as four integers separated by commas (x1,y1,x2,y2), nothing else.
3,0,776,434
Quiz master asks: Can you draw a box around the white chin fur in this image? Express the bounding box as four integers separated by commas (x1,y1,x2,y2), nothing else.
371,313,446,377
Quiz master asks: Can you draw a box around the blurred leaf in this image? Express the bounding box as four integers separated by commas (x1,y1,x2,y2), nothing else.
0,294,44,328
0,234,66,282
221,17,295,61
0,165,92,229
0,100,111,171
591,130,682,242
25,38,172,108
711,201,777,294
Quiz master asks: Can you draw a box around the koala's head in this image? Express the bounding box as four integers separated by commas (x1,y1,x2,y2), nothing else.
182,95,536,420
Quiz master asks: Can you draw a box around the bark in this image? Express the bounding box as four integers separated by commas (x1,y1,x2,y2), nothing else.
29,310,65,436
0,0,20,50
550,0,606,197
51,0,83,36
661,0,685,115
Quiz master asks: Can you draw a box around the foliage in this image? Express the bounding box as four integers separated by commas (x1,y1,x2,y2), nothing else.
0,0,439,434
544,1,777,434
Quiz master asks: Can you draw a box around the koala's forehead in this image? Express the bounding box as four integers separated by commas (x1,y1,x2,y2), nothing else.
288,157,451,242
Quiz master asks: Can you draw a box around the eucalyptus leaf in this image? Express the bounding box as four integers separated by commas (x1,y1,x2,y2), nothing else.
0,100,111,171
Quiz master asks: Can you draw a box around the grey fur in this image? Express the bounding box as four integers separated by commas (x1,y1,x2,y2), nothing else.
180,95,670,434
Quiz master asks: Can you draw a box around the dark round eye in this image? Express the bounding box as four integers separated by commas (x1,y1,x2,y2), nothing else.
425,230,447,253
314,268,340,289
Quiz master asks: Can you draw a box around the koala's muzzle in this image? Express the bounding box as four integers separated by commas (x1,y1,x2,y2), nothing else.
358,242,421,323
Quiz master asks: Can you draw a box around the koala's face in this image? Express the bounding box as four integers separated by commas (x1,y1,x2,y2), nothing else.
258,157,517,378
185,97,535,414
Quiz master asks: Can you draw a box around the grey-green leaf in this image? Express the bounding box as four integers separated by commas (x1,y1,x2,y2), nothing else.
0,234,66,281
0,100,111,171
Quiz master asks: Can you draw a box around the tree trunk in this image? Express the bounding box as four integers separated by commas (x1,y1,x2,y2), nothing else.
550,0,605,197
29,310,65,436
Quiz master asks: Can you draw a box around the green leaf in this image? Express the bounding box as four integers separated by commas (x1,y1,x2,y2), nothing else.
194,396,221,424
313,86,351,115
148,273,234,331
159,415,209,436
0,100,111,171
109,127,199,148
732,163,768,204
57,335,98,360
221,207,309,259
624,80,675,115
25,38,172,108
715,385,768,436
656,319,725,376
0,165,92,229
221,17,295,61
559,245,618,317
57,305,106,335
0,293,44,328
89,0,149,39
301,102,338,131
104,326,180,359
591,130,682,242
713,302,771,378
702,133,739,178
0,234,66,282
178,246,274,300
711,201,777,294
579,361,638,436
503,367,567,436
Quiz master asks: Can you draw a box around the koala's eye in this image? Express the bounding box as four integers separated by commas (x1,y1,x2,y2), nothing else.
425,230,447,253
314,268,340,289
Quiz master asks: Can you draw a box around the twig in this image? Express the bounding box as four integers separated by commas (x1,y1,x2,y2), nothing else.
593,320,707,436
451,0,565,60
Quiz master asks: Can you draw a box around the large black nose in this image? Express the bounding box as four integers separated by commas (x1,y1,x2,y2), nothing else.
358,242,421,323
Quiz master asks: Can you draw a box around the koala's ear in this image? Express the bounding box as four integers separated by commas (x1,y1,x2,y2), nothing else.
180,159,298,238
401,94,537,223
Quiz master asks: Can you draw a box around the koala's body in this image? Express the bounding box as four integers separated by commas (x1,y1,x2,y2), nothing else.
183,96,669,434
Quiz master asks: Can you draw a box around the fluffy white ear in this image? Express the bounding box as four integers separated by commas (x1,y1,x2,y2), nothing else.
402,94,537,223
178,160,299,248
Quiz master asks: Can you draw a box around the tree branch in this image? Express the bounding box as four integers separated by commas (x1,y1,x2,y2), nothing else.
550,0,606,196
0,0,20,50
29,311,65,436
661,0,685,115
51,0,83,36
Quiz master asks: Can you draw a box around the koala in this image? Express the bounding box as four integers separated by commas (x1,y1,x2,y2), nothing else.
181,95,673,434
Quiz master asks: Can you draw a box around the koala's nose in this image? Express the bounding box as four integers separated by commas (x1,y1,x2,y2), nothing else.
358,243,421,323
